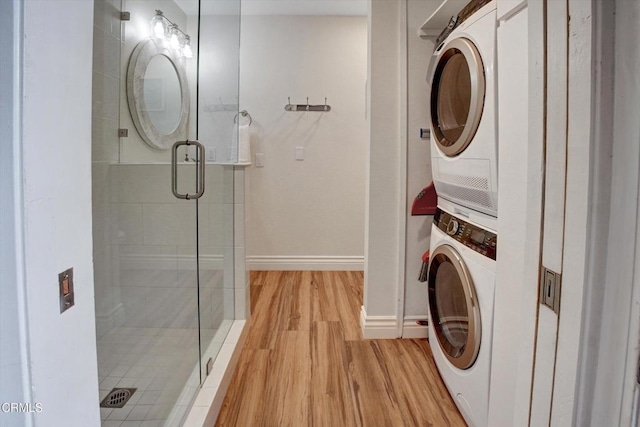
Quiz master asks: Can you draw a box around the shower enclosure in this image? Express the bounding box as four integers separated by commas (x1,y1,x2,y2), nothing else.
91,0,242,424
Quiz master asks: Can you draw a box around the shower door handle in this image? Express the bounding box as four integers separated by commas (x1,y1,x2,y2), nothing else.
171,140,206,200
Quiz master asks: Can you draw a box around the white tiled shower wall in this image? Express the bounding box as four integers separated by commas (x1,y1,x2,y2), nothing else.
92,0,122,338
107,163,237,330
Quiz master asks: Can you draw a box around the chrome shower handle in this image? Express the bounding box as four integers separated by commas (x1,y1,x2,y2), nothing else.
171,140,206,200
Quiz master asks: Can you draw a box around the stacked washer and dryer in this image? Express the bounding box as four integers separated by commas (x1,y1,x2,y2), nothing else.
425,1,499,426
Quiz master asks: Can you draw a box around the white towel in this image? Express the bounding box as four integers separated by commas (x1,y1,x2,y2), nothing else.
238,124,251,163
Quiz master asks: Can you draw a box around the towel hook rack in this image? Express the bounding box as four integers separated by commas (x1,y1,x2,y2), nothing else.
285,97,331,112
233,110,252,126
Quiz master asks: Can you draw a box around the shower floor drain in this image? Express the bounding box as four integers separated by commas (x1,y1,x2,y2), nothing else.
100,388,137,408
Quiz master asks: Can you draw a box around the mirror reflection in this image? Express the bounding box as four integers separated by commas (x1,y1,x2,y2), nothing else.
126,37,190,150
143,54,182,135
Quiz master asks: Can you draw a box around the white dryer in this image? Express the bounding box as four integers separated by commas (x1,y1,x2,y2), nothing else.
428,1,498,218
427,205,496,427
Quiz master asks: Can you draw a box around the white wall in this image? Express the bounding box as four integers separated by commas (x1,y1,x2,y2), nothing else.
403,0,440,333
573,0,614,421
241,15,368,270
363,0,448,339
581,0,640,424
361,0,403,335
0,1,31,426
20,1,100,426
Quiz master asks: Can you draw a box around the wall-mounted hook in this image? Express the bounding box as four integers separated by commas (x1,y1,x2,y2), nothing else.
283,98,331,113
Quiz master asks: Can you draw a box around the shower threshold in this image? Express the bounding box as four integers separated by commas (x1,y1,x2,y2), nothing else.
179,320,248,426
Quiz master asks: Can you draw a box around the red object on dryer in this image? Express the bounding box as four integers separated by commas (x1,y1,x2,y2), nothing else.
411,182,438,216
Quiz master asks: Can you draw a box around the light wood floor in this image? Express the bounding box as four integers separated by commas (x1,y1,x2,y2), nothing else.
216,271,466,427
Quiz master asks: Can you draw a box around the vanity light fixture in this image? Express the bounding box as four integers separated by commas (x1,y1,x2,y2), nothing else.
169,24,181,50
183,36,194,59
150,10,167,39
150,9,193,59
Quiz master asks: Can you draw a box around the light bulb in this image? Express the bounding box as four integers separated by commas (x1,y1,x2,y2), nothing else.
150,10,166,39
153,21,165,38
183,36,193,59
169,25,181,49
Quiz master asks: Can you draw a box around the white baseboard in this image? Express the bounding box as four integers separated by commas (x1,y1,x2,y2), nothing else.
359,305,399,339
402,315,429,339
119,254,223,271
246,256,364,271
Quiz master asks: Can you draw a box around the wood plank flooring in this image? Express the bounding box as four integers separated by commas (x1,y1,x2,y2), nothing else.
216,271,465,427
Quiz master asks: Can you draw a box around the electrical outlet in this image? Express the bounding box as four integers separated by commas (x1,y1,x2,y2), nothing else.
295,147,304,161
207,148,216,162
255,153,264,167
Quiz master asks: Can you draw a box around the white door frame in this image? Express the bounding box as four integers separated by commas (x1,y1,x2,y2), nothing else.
0,0,33,425
533,0,640,424
548,0,601,424
529,0,569,422
570,0,640,424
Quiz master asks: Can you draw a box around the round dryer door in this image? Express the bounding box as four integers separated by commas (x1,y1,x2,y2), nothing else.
430,37,485,157
428,244,481,370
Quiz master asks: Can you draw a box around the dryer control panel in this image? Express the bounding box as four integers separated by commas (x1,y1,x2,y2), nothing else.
434,208,497,260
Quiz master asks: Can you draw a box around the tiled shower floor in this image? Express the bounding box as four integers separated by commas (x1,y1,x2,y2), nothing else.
98,321,232,426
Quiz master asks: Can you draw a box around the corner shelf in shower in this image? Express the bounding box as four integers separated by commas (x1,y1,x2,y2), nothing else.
208,162,252,167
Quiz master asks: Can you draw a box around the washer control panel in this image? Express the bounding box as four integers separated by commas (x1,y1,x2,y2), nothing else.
434,208,497,260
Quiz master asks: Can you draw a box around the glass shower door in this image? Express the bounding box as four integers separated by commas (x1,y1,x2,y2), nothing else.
91,0,231,424
93,0,241,423
195,0,242,385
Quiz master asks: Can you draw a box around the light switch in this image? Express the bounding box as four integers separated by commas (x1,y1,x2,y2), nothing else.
207,148,216,161
255,153,264,167
295,147,304,161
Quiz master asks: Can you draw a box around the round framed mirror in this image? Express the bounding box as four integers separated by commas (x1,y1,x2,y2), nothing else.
126,38,189,150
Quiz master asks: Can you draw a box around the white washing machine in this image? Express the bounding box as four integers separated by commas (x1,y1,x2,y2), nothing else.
427,205,496,427
427,1,498,219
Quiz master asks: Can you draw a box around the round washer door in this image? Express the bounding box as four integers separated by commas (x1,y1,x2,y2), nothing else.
430,37,485,157
428,244,481,369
